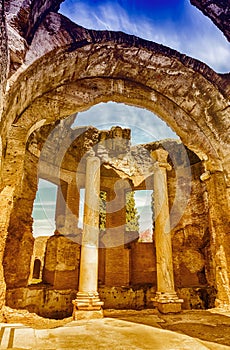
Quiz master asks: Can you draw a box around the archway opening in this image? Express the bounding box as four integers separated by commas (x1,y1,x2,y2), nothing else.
32,179,57,237
32,258,42,280
7,93,213,317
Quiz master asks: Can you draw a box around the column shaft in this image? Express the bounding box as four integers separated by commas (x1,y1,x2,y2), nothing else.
55,181,68,233
151,150,183,313
154,165,175,293
73,156,103,318
65,182,80,235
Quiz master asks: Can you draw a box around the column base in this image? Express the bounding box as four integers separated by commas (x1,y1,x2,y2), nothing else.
72,292,104,320
152,292,183,314
73,309,104,320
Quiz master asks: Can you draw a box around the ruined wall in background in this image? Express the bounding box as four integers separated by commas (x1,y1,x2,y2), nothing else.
43,235,80,290
3,151,37,288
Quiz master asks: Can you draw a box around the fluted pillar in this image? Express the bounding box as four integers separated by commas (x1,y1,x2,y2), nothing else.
151,149,183,313
72,155,103,319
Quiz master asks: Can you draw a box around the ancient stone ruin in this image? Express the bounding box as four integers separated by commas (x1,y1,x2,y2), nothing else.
0,0,229,321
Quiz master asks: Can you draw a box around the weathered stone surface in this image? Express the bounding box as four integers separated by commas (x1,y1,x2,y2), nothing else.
7,124,230,313
43,235,80,289
154,302,182,314
5,285,216,318
6,286,76,319
0,1,8,113
73,309,104,320
5,0,64,43
3,151,37,288
0,186,14,316
1,14,229,164
178,287,216,310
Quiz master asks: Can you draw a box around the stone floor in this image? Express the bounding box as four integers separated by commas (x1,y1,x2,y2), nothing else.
105,308,230,347
1,308,230,349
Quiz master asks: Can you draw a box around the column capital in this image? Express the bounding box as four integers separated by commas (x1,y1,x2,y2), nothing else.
151,148,168,162
151,149,172,171
85,148,96,158
200,158,225,182
202,158,223,173
154,161,172,172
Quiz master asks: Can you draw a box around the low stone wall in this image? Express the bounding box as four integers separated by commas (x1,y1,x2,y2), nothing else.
177,287,216,310
6,285,77,319
99,286,156,309
6,285,216,319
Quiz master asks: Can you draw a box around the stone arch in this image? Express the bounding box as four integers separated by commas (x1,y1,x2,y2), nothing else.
2,31,229,165
1,29,229,309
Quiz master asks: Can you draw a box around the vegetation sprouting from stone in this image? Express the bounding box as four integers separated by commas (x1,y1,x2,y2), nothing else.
99,191,107,231
125,191,140,232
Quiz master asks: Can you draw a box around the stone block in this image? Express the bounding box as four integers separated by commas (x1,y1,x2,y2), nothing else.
42,235,80,289
73,309,104,320
153,301,182,314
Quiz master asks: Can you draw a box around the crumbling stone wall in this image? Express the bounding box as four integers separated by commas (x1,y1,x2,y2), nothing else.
0,0,8,117
3,150,39,288
168,162,210,287
43,235,80,290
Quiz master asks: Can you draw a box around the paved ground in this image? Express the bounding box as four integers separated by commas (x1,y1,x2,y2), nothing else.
1,308,230,349
104,309,230,348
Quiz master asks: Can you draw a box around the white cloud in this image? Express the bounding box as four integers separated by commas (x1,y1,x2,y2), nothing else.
60,0,230,73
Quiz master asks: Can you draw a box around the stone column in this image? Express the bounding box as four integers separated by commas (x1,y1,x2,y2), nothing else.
72,155,103,319
55,180,68,234
65,181,80,236
151,149,183,313
200,165,230,309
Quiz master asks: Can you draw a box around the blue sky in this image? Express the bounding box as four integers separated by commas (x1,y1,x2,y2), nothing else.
60,0,230,73
32,0,230,237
